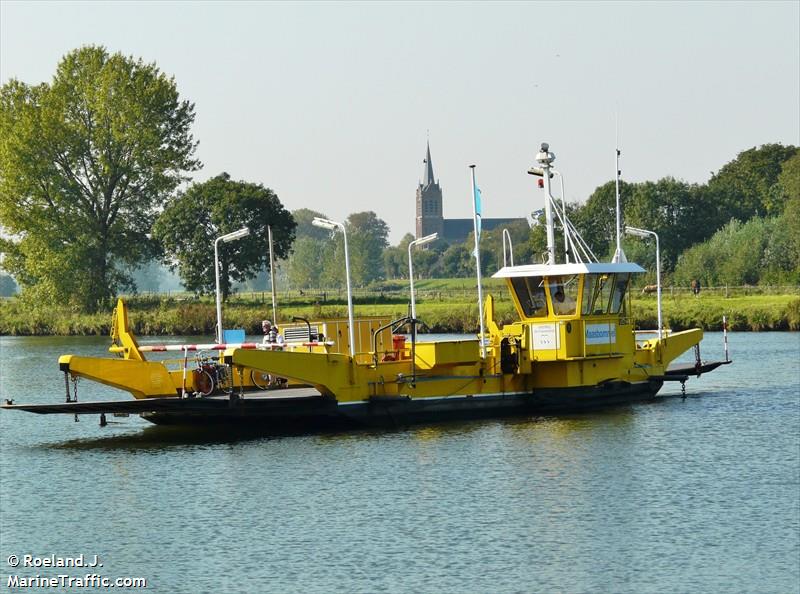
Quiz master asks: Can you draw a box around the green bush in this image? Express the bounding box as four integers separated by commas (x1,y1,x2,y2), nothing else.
674,216,800,287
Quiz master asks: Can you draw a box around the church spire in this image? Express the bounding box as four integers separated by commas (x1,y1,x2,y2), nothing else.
422,141,436,188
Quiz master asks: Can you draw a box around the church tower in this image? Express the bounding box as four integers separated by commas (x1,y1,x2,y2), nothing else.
415,141,444,238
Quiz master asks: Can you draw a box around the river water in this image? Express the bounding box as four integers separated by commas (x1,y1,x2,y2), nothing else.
0,332,798,593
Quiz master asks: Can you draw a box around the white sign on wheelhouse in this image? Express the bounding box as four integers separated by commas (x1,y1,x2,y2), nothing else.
585,323,616,345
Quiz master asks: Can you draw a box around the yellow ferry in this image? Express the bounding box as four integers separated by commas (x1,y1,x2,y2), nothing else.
2,143,729,430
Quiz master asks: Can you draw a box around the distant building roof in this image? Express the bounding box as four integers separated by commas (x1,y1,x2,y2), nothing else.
442,218,527,242
442,219,474,242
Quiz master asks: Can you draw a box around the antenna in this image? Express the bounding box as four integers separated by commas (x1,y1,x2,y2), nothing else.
612,113,627,263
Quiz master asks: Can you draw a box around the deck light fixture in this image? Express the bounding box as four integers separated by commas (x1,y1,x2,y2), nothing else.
625,225,662,340
214,227,250,343
311,217,337,231
312,217,355,358
408,233,438,319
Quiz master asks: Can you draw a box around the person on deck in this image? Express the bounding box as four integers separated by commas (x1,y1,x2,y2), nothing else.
261,320,285,345
259,320,286,387
261,320,274,344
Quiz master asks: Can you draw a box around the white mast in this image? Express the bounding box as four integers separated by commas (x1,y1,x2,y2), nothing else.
534,143,557,265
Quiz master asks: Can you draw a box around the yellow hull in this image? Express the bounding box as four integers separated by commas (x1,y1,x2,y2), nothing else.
56,299,702,408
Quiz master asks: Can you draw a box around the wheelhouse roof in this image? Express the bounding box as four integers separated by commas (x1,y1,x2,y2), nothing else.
492,262,645,278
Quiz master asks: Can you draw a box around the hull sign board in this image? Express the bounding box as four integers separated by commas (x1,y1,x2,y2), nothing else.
586,323,616,345
533,323,559,350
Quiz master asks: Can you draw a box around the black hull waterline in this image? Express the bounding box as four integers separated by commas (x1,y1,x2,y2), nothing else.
2,380,665,432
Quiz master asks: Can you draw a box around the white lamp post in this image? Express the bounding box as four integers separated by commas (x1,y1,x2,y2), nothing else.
408,233,437,318
214,227,250,343
625,225,662,340
312,217,355,358
501,228,514,267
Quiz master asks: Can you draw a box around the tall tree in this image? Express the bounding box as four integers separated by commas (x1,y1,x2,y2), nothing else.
345,211,389,286
708,143,798,222
626,178,715,271
0,46,199,311
412,247,442,279
778,153,800,264
571,180,636,260
440,244,473,277
292,208,334,240
153,173,295,298
287,237,327,289
383,233,415,279
285,208,330,289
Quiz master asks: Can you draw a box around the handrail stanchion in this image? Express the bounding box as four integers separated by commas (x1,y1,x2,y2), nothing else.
181,346,188,398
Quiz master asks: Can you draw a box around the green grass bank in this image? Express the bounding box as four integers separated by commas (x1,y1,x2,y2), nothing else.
1,290,798,336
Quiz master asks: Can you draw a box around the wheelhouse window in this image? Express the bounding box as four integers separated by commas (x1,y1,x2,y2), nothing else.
609,273,630,314
548,275,579,316
510,276,548,318
589,274,614,315
581,273,632,315
581,274,598,315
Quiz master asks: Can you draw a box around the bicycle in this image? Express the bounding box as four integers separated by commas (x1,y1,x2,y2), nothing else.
250,369,287,391
192,354,234,396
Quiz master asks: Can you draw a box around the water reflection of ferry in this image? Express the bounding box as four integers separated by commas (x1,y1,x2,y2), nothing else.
2,143,729,431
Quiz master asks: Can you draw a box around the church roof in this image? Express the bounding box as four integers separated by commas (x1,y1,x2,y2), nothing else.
422,141,436,188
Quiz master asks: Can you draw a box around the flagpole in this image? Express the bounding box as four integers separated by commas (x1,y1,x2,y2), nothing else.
470,165,486,358
268,225,278,323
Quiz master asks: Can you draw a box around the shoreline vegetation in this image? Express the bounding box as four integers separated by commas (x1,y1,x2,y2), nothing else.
1,282,798,336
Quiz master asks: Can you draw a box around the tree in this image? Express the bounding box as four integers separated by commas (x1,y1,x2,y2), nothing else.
292,208,333,240
153,173,295,298
626,178,715,271
345,211,389,286
0,46,199,311
474,217,537,269
440,244,472,277
412,247,442,279
571,180,636,260
287,237,327,289
708,143,798,222
778,153,800,264
674,217,798,287
383,233,414,279
284,208,330,289
129,260,170,293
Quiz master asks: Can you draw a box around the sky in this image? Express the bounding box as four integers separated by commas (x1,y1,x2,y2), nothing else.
1,1,798,244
